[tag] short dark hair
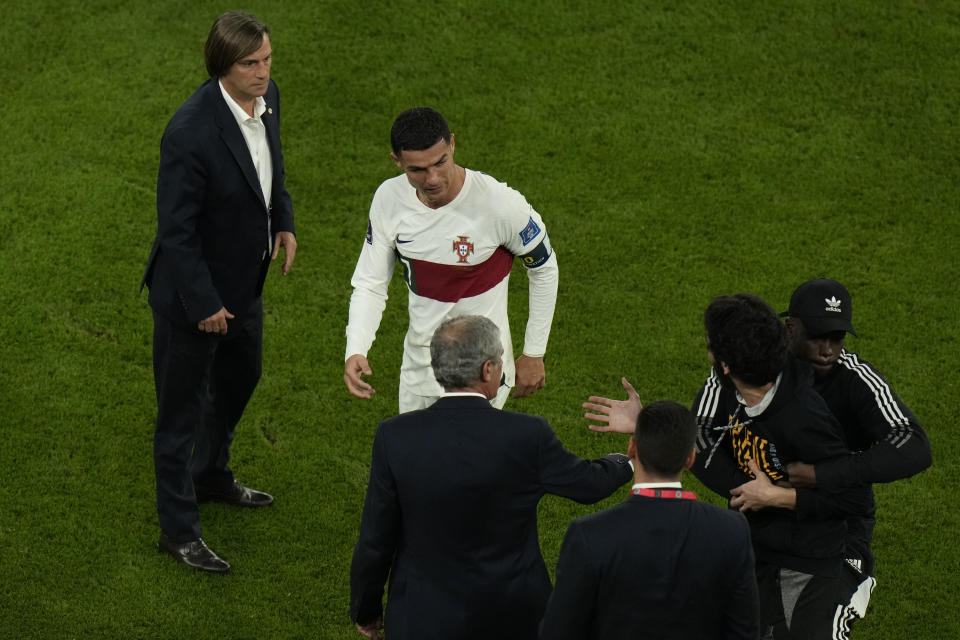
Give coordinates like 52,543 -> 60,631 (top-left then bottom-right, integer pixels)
204,11 -> 270,78
430,316 -> 502,390
704,293 -> 787,387
390,107 -> 451,156
634,401 -> 696,476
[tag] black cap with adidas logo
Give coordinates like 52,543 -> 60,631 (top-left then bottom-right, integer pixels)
780,278 -> 858,337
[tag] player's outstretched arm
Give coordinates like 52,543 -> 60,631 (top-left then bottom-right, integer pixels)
583,377 -> 642,434
513,354 -> 545,398
344,354 -> 375,399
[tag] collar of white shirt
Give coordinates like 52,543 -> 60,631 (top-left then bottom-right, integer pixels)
218,79 -> 267,124
738,371 -> 783,418
631,482 -> 682,490
441,392 -> 489,400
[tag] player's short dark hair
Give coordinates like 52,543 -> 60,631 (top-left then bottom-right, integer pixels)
390,107 -> 451,156
704,293 -> 787,387
430,315 -> 502,390
204,11 -> 270,78
634,401 -> 697,476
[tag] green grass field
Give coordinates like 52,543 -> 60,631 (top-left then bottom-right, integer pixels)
2,1 -> 958,637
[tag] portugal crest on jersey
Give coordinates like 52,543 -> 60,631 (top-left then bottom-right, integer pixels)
453,235 -> 474,263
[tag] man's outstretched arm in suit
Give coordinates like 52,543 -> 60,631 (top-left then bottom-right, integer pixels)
536,419 -> 633,503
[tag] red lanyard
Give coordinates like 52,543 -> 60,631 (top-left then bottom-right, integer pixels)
630,487 -> 697,501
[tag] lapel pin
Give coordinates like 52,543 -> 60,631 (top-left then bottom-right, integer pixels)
267,108 -> 273,114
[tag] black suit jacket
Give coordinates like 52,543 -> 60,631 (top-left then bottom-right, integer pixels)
142,77 -> 295,325
350,396 -> 633,640
539,493 -> 760,640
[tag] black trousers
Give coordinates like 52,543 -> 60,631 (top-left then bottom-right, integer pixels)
757,561 -> 843,640
152,299 -> 263,542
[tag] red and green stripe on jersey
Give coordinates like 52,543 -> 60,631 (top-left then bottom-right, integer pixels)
396,246 -> 514,302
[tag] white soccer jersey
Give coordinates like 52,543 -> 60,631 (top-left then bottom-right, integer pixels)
346,169 -> 558,399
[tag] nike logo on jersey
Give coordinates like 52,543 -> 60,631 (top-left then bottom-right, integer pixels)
396,237 -> 414,244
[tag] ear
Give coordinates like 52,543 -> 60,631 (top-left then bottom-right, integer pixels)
390,152 -> 402,169
682,448 -> 696,470
448,133 -> 455,152
720,361 -> 731,375
627,437 -> 637,461
481,359 -> 497,383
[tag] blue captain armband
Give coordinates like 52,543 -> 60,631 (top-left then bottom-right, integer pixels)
518,235 -> 552,268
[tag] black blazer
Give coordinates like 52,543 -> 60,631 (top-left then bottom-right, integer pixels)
350,396 -> 633,640
142,77 -> 295,325
539,494 -> 760,640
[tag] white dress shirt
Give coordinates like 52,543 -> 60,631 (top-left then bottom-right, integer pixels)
219,80 -> 273,248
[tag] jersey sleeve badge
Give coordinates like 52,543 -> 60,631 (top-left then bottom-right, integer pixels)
518,217 -> 542,246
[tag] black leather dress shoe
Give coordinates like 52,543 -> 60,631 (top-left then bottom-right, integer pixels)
196,481 -> 274,508
158,535 -> 231,574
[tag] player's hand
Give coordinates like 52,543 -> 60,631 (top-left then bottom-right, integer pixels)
512,354 -> 545,398
272,231 -> 297,275
730,459 -> 796,511
583,377 -> 642,434
344,354 -> 375,399
786,461 -> 817,488
198,307 -> 234,335
355,617 -> 383,639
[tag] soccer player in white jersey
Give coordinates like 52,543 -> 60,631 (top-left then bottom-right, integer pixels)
344,107 -> 559,412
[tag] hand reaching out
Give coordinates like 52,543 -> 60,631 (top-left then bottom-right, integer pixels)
583,377 -> 642,434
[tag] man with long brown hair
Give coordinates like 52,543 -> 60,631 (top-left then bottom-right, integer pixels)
142,10 -> 297,573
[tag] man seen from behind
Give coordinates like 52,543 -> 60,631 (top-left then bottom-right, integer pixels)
540,400 -> 759,640
349,315 -> 632,640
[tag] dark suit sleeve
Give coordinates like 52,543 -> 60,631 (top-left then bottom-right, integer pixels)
349,425 -> 400,625
155,123 -> 222,322
538,521 -> 595,640
721,514 -> 761,640
536,420 -> 632,503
